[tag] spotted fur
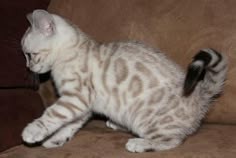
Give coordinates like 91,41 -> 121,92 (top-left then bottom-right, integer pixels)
21,10 -> 228,152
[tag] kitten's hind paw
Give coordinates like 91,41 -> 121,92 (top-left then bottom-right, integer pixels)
126,138 -> 154,153
126,137 -> 183,152
106,120 -> 119,130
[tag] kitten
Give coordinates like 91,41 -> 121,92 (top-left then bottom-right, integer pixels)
21,10 -> 228,152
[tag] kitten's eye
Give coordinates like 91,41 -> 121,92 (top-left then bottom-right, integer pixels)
25,53 -> 31,60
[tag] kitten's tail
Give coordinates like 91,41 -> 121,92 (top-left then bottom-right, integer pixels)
183,48 -> 228,98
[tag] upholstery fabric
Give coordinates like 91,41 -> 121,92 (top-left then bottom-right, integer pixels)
0,89 -> 44,152
1,120 -> 236,158
0,0 -> 50,152
48,0 -> 236,124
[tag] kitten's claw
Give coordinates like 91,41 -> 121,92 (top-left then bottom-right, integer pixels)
43,137 -> 70,148
42,127 -> 75,148
22,120 -> 48,144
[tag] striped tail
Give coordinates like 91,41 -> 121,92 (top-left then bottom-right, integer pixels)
183,48 -> 228,97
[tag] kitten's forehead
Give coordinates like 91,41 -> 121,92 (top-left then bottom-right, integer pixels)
22,27 -> 47,54
21,27 -> 30,51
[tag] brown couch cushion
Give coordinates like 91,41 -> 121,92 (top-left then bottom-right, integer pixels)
1,120 -> 236,158
0,89 -> 44,152
48,0 -> 236,124
0,0 -> 50,152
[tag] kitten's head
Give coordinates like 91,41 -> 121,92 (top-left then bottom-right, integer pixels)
21,10 -> 76,74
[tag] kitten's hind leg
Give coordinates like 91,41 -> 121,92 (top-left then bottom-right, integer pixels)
106,120 -> 128,132
43,113 -> 91,148
125,137 -> 182,153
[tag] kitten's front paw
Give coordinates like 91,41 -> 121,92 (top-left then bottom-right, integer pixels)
22,120 -> 48,144
42,129 -> 72,148
43,137 -> 69,148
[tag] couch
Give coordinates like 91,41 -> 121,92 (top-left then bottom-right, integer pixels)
1,0 -> 236,157
0,0 -> 50,152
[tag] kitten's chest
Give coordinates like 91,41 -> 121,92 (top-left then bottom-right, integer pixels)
51,64 -> 84,93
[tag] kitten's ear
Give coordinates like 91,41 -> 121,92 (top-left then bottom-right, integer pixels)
31,10 -> 55,36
